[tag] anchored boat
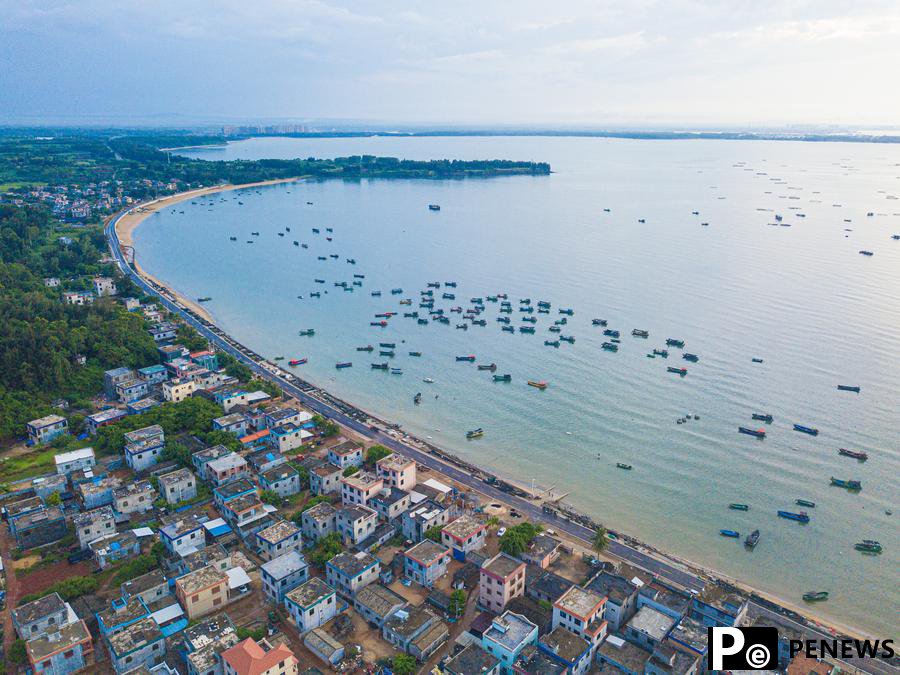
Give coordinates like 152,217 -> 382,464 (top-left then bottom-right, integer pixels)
456,355 -> 476,362
335,362 -> 352,369
795,499 -> 816,508
837,385 -> 861,393
616,463 -> 633,470
744,530 -> 760,548
778,510 -> 810,523
838,448 -> 868,460
752,413 -> 773,423
466,428 -> 484,439
729,504 -> 750,511
720,529 -> 740,538
793,424 -> 819,435
854,540 -> 882,554
527,380 -> 548,390
802,591 -> 829,602
830,477 -> 862,490
288,358 -> 307,366
493,374 -> 512,382
739,427 -> 766,438
298,329 -> 316,336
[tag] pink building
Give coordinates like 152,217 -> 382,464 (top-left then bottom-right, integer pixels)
479,553 -> 526,614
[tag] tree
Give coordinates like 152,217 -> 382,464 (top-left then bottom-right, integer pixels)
392,654 -> 417,675
342,465 -> 359,477
312,413 -> 338,437
45,490 -> 62,506
425,525 -> 443,543
449,589 -> 467,618
592,525 -> 609,554
8,639 -> 26,664
499,522 -> 542,557
260,489 -> 281,507
309,532 -> 343,568
365,444 -> 391,466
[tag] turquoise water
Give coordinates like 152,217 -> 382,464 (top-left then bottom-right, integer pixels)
139,136 -> 899,636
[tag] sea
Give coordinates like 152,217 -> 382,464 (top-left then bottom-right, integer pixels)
134,135 -> 900,636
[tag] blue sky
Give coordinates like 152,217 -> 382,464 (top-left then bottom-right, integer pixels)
2,0 -> 899,126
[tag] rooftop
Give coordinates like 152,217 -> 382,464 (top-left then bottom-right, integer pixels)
303,501 -> 337,521
328,550 -> 378,577
442,515 -> 486,542
555,585 -> 605,620
411,618 -> 448,652
54,446 -> 95,464
25,619 -> 91,662
224,492 -> 262,514
15,505 -> 64,529
696,584 -> 747,614
514,644 -> 567,674
13,592 -> 66,626
188,631 -> 241,673
260,550 -> 307,581
337,504 -> 377,522
97,595 -> 148,630
78,477 -> 120,497
207,452 -> 248,473
404,500 -> 445,524
540,625 -> 590,663
384,604 -> 435,639
107,616 -> 162,657
483,611 -> 537,651
525,566 -> 572,602
628,606 -> 676,642
122,569 -> 168,597
305,627 -> 343,658
256,519 -> 301,545
481,552 -> 524,580
193,444 -> 230,463
123,425 -> 164,445
260,464 -> 298,483
182,613 -> 236,651
668,616 -> 708,653
341,470 -> 382,491
215,478 -> 255,499
28,414 -> 66,428
444,643 -> 500,675
158,467 -> 193,487
160,513 -> 206,539
329,439 -> 362,456
354,583 -> 406,619
524,533 -> 560,559
286,577 -> 334,608
598,634 -> 653,672
312,461 -> 342,478
371,487 -> 410,507
114,479 -> 155,499
405,539 -> 450,567
222,637 -> 297,675
376,453 -> 414,472
177,564 -> 228,595
214,412 -> 246,426
585,571 -> 637,604
7,496 -> 45,518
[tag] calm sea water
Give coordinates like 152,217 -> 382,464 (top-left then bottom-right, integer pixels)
140,136 -> 899,636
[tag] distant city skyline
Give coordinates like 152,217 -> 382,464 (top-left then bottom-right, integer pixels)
2,0 -> 899,127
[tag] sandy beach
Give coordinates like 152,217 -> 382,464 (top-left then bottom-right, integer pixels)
113,177 -> 305,322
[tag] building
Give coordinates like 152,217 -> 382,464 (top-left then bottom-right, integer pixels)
270,424 -> 312,453
160,513 -> 208,556
213,478 -> 256,509
124,425 -> 165,472
221,637 -> 298,675
74,505 -> 116,549
401,500 -> 449,542
369,487 -> 411,522
190,350 -> 219,371
552,585 -> 608,647
596,634 -> 653,675
148,322 -> 177,343
116,378 -> 150,404
690,585 -> 748,628
444,643 -> 501,675
12,593 -> 69,640
122,569 -> 172,607
27,414 -> 69,445
441,515 -> 488,561
479,553 -> 526,614
29,473 -> 67,501
259,464 -> 301,498
404,540 -> 451,587
175,565 -> 231,620
335,504 -> 378,546
624,606 -> 676,651
158,468 -> 197,504
263,407 -> 309,429
261,551 -> 309,603
481,611 -> 539,672
309,462 -> 342,496
114,480 -> 156,518
786,653 -> 838,675
85,408 -> 128,434
645,642 -> 701,675
77,476 -> 119,509
326,440 -> 363,469
525,566 -> 572,605
104,367 -> 135,397
340,470 -> 383,506
54,446 -> 95,475
13,505 -> 67,549
247,448 -> 286,474
93,276 -> 117,296
213,412 -> 248,436
325,551 -> 380,597
192,444 -> 230,476
382,605 -> 448,661
539,625 -> 593,675
106,616 -> 165,673
284,577 -> 338,633
220,493 -> 266,529
26,619 -> 94,675
353,583 -> 406,627
63,290 -> 94,305
304,628 -> 345,667
213,387 -> 250,412
585,570 -> 640,631
300,501 -> 337,542
256,520 -> 303,561
91,531 -> 141,568
137,364 -> 168,385
375,453 -> 417,490
183,614 -> 240,675
206,452 -> 250,487
163,377 -> 196,403
521,533 -> 561,569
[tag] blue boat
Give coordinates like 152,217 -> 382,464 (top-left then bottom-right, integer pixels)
793,424 -> 819,436
335,362 -> 352,369
720,529 -> 740,538
778,510 -> 810,523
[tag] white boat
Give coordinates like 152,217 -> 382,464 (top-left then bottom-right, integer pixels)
423,377 -> 435,383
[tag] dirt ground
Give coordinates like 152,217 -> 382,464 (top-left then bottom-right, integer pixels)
15,559 -> 96,597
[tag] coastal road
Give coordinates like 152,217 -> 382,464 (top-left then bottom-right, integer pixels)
105,209 -> 896,675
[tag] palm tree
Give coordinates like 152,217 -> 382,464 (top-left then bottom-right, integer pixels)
592,526 -> 609,554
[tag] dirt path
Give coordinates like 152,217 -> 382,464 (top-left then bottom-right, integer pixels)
0,523 -> 21,659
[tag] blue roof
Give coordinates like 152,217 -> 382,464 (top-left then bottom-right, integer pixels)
110,541 -> 121,551
208,523 -> 232,537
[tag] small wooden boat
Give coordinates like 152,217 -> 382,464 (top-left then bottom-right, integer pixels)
616,463 -> 632,470
802,591 -> 829,602
720,529 -> 740,538
729,504 -> 750,511
527,380 -> 548,390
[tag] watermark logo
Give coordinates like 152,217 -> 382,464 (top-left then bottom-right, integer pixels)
708,627 -> 779,670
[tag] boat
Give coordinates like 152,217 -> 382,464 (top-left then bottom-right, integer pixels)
493,374 -> 512,382
446,282 -> 457,287
752,357 -> 764,363
293,241 -> 299,246
560,335 -> 575,344
428,204 -> 441,211
548,326 -> 561,333
638,218 -> 646,223
456,355 -> 476,362
559,308 -> 574,316
666,338 -> 685,348
838,448 -> 868,461
442,293 -> 456,300
521,316 -> 537,323
537,301 -> 551,308
682,353 -> 699,362
501,326 -> 515,333
744,530 -> 760,548
544,340 -> 560,347
423,377 -> 434,383
554,318 -> 567,325
335,362 -> 352,369
456,324 -> 468,330
314,279 -> 325,284
371,291 -> 381,297
312,228 -> 319,233
830,477 -> 862,490
528,380 -> 548,390
404,312 -> 419,318
795,499 -> 816,508
302,243 -> 308,249
802,592 -> 829,602
414,393 -> 422,404
466,428 -> 484,439
537,308 -> 549,314
519,326 -> 536,334
391,368 -> 403,375
519,298 -> 531,304
370,321 -> 388,327
602,342 -> 619,352
837,385 -> 861,393
729,504 -> 750,511
310,292 -> 320,298
391,288 -> 403,294
379,350 -> 395,357
477,363 -> 497,371
496,317 -> 510,324
346,258 -> 356,264
738,427 -> 766,438
667,367 -> 688,376
632,329 -> 649,338
409,351 -> 422,357
380,342 -> 396,348
427,282 -> 440,288
854,540 -> 882,554
603,329 -> 620,338
356,345 -> 374,352
652,349 -> 668,358
752,413 -> 773,423
298,329 -> 315,336
778,510 -> 810,523
592,319 -> 608,326
288,358 -> 307,366
229,236 -> 237,241
793,424 -> 819,436
371,363 -> 388,370
251,231 -> 259,236
720,529 -> 740,538
616,463 -> 633,470
197,297 -> 212,302
859,250 -> 874,256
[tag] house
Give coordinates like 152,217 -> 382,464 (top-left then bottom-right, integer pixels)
77,476 -> 119,509
189,350 -> 219,371
221,637 -> 299,675
74,505 -> 116,549
401,499 -> 449,542
261,551 -> 309,603
12,593 -> 69,640
382,605 -> 448,661
444,643 -> 501,675
13,506 -> 67,549
124,425 -> 165,472
513,644 -> 567,674
91,531 -> 141,568
27,414 -> 69,445
369,487 -> 411,522
521,533 -> 561,569
596,634 -> 652,675
148,322 -> 177,343
247,448 -> 286,474
44,277 -> 61,287
506,594 -> 554,637
104,367 -> 135,397
121,569 -> 172,607
234,512 -> 277,542
239,428 -> 270,449
93,276 -> 117,296
163,377 -> 196,403
376,453 -> 417,490
441,515 -> 488,561
304,628 -> 345,667
183,614 -> 240,675
326,440 -> 364,469
192,444 -> 231,476
7,495 -> 46,535
585,570 -> 640,631
786,653 -> 839,675
481,611 -> 539,672
137,364 -> 168,385
220,493 -> 266,528
116,378 -> 150,404
340,471 -> 383,506
256,520 -> 303,561
269,423 -> 312,453
539,625 -> 593,675
667,616 -> 708,660
205,452 -> 249,487
404,540 -> 451,587
29,474 -> 67,501
325,551 -> 380,597
689,585 -> 748,628
637,581 -> 693,622
127,397 -> 161,415
160,513 -> 208,556
213,413 -> 248,436
284,577 -> 338,633
335,504 -> 378,546
213,387 -> 250,412
214,478 -> 256,509
175,565 -> 231,620
309,462 -> 342,496
624,606 -> 675,651
54,446 -> 95,475
106,616 -> 165,673
553,585 -> 608,648
263,407 -> 310,430
113,480 -> 156,518
158,343 -> 189,363
525,566 -> 572,605
479,553 -> 526,614
158,468 -> 197,504
646,642 -> 701,675
26,619 -> 94,675
85,408 -> 128,434
300,501 -> 338,542
259,464 -> 301,498
352,583 -> 406,627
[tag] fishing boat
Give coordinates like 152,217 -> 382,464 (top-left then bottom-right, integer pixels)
559,308 -> 574,316
632,329 -> 649,338
519,305 -> 534,313
521,316 -> 537,323
427,282 -> 440,288
729,503 -> 750,511
371,363 -> 388,370
466,428 -> 484,439
592,319 -> 608,326
752,357 -> 764,363
413,393 -> 422,404
795,499 -> 816,508
638,218 -> 646,223
391,368 -> 403,375
314,279 -> 325,284
720,529 -> 740,538
652,349 -> 668,358
312,228 -> 320,233
544,340 -> 560,347
404,312 -> 418,318
496,316 -> 510,324
347,258 -> 356,264
288,358 -> 307,366
666,338 -> 685,348
446,282 -> 457,287
548,326 -> 561,333
778,510 -> 810,523
501,326 -> 515,333
555,318 -> 568,325
493,374 -> 512,382
519,326 -> 536,334
752,413 -> 773,423
197,297 -> 212,302
837,385 -> 861,393
356,345 -> 374,352
391,288 -> 403,294
409,351 -> 422,357
603,329 -> 620,338
477,363 -> 497,371
442,293 -> 455,300
738,427 -> 766,438
428,204 -> 441,211
370,321 -> 388,327
667,367 -> 688,376
379,342 -> 396,348
379,350 -> 395,357
744,530 -> 760,548
423,377 -> 435,383
310,292 -> 320,298
616,463 -> 633,470
560,335 -> 575,344
838,448 -> 868,461
859,250 -> 874,256
298,329 -> 316,336
528,380 -> 548,390
456,355 -> 476,362
830,477 -> 862,490
793,424 -> 819,436
335,362 -> 352,369
537,300 -> 551,308
456,323 -> 468,330
251,231 -> 259,236
802,591 -> 829,602
537,308 -> 549,314
229,236 -> 237,241
683,353 -> 699,362
854,540 -> 882,554
602,342 -> 619,352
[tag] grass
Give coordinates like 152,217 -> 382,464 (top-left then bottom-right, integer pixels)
0,181 -> 46,192
0,446 -> 58,483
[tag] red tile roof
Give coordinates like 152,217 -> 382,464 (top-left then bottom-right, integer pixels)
221,638 -> 297,675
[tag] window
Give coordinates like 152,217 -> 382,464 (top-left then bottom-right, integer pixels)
213,597 -> 222,606
64,650 -> 74,659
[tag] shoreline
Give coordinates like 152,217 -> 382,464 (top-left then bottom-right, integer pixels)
109,183 -> 880,645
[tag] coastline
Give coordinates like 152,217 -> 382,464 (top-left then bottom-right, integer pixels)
109,183 -> 880,645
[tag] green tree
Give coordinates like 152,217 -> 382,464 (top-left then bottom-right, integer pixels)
365,444 -> 391,466
592,525 -> 609,554
449,589 -> 467,618
392,654 -> 417,675
260,489 -> 281,507
499,522 -> 542,557
45,490 -> 62,506
424,525 -> 443,543
8,640 -> 26,664
309,532 -> 343,568
342,465 -> 359,477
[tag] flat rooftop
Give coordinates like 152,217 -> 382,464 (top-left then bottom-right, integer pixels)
158,467 -> 193,487
354,583 -> 405,619
260,550 -> 307,580
177,565 -> 228,595
286,577 -> 334,608
628,606 -> 676,642
385,605 -> 435,639
97,595 -> 148,629
481,552 -> 524,580
540,625 -> 590,663
483,611 -> 537,651
442,515 -> 486,542
108,616 -> 161,656
445,643 -> 500,675
376,453 -> 414,472
215,478 -> 255,499
312,462 -> 342,477
303,501 -> 337,521
555,585 -> 604,620
341,470 -> 381,490
329,439 -> 362,456
13,592 -> 66,626
26,619 -> 91,662
405,539 -> 449,567
328,550 -> 378,577
599,634 -> 653,672
257,519 -> 301,545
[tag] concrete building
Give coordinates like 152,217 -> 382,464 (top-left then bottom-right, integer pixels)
689,585 -> 748,628
401,499 -> 449,542
404,540 -> 451,587
637,581 -> 693,622
160,513 -> 208,556
376,453 -> 417,490
340,471 -> 383,506
27,414 -> 69,445
309,462 -> 342,496
325,551 -> 380,597
124,425 -> 165,473
441,515 -> 488,561
12,593 -> 69,640
163,377 -> 196,403
183,614 -> 240,675
247,448 -> 286,474
54,446 -> 95,475
85,408 -> 128,434
93,276 -> 117,296
90,531 -> 141,569
158,468 -> 197,504
585,570 -> 640,631
192,444 -> 230,476
352,583 -> 406,627
104,367 -> 135,397
121,569 -> 172,607
77,476 -> 119,509
220,493 -> 266,528
335,504 -> 378,546
596,634 -> 652,675
552,585 -> 608,647
137,364 -> 168,385
205,452 -> 249,487
300,501 -> 338,542
106,616 -> 165,673
175,565 -> 231,620
382,605 -> 448,661
326,440 -> 363,469
539,625 -> 593,675
521,533 -> 561,569
113,480 -> 156,518
481,611 -> 538,672
74,505 -> 116,549
479,553 -> 526,614
116,378 -> 150,404
213,478 -> 256,509
261,550 -> 309,603
259,464 -> 301,498
256,520 -> 303,561
369,487 -> 411,522
304,628 -> 345,667
13,505 -> 67,549
444,643 -> 501,675
26,619 -> 93,675
221,637 -> 298,675
270,424 -> 312,453
212,412 -> 248,436
284,577 -> 338,633
624,606 -> 676,651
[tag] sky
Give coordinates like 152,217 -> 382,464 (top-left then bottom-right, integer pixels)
2,0 -> 900,128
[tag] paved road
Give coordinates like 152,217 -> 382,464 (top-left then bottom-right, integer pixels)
106,209 -> 896,675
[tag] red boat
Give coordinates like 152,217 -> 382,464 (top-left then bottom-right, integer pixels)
371,320 -> 388,327
838,448 -> 868,461
288,358 -> 307,366
375,312 -> 396,318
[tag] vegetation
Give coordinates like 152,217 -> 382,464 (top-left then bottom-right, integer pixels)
342,465 -> 359,477
112,553 -> 158,585
8,639 -> 26,664
365,444 -> 391,466
18,575 -> 99,605
218,351 -> 253,382
424,525 -> 443,543
592,525 -> 609,554
259,489 -> 281,506
499,521 -> 542,557
236,625 -> 267,641
391,654 -> 417,675
308,532 -> 343,567
449,589 -> 467,618
312,413 -> 338,437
